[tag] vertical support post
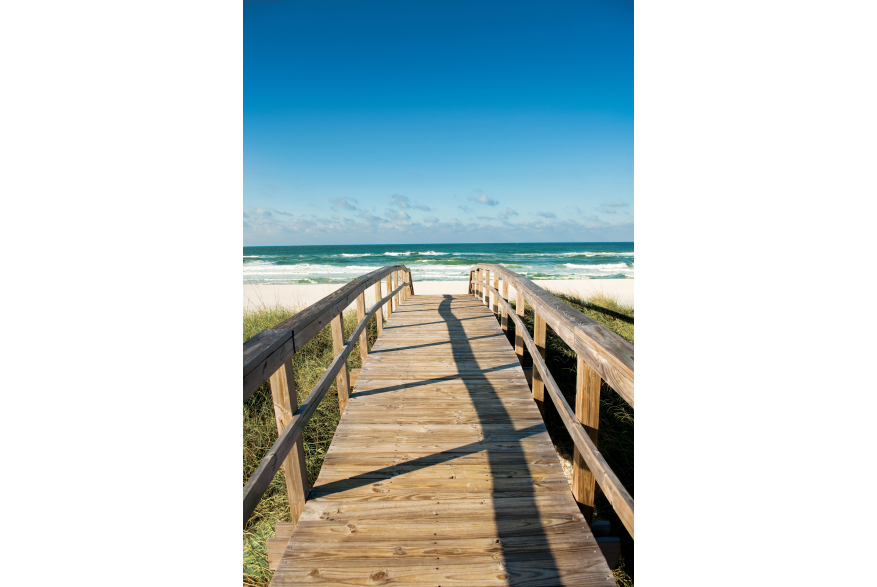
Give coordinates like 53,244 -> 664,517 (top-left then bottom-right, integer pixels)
493,272 -> 499,315
501,278 -> 509,341
476,268 -> 482,298
330,314 -> 350,410
268,360 -> 309,523
407,270 -> 414,295
483,269 -> 490,305
385,275 -> 392,320
393,271 -> 400,309
532,312 -> 547,414
373,281 -> 383,338
469,270 -> 474,295
514,289 -> 525,365
572,356 -> 602,522
356,292 -> 368,365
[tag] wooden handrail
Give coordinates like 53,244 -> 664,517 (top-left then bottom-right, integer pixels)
243,265 -> 412,401
243,268 -> 411,527
481,280 -> 634,537
471,263 -> 634,408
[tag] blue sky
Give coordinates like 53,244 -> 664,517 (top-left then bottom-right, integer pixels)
244,0 -> 633,245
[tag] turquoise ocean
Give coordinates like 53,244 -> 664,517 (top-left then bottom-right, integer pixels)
243,243 -> 633,285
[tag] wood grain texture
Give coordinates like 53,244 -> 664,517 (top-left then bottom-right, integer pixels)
572,357 -> 601,521
374,282 -> 384,337
471,264 -> 633,408
484,269 -> 490,306
269,294 -> 615,586
356,293 -> 369,364
501,279 -> 509,339
532,313 -> 546,405
484,285 -> 634,539
269,360 -> 310,526
331,314 -> 351,411
514,288 -> 525,366
386,275 -> 393,319
244,284 -> 406,526
244,265 -> 411,400
493,272 -> 499,315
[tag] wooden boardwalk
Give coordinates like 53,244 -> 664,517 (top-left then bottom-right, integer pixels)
270,294 -> 615,586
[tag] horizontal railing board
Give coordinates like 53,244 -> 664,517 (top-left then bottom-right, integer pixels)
491,288 -> 634,538
474,264 -> 634,408
243,328 -> 291,376
243,282 -> 408,526
242,264 -> 410,401
243,331 -> 295,402
277,265 -> 410,352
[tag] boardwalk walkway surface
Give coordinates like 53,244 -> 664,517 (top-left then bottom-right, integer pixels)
270,294 -> 615,586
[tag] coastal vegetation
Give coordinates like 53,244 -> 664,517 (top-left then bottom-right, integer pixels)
242,290 -> 634,587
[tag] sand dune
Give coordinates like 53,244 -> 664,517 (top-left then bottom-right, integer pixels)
243,279 -> 633,313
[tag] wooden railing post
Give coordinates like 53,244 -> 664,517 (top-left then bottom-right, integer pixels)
532,311 -> 547,414
373,281 -> 383,337
493,271 -> 499,315
572,356 -> 602,523
356,292 -> 368,364
501,278 -> 509,341
268,360 -> 309,523
330,314 -> 351,410
468,270 -> 474,294
475,268 -> 481,298
483,269 -> 490,305
392,271 -> 399,310
385,274 -> 392,319
514,289 -> 525,365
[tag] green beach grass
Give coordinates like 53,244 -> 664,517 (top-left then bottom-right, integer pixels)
242,290 -> 634,587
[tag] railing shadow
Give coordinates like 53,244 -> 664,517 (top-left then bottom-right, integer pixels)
435,294 -> 561,577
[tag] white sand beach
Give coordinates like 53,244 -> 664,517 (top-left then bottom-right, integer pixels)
243,279 -> 633,313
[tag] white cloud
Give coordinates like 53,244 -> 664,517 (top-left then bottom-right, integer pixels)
468,194 -> 498,206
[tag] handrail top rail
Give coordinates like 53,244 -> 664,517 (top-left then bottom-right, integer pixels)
471,263 -> 633,407
272,264 -> 411,335
243,264 -> 411,401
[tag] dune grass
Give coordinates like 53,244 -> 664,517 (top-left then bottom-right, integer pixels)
243,303 -> 378,587
507,290 -> 634,586
242,291 -> 633,587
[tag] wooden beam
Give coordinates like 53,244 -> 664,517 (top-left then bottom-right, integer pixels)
532,312 -> 547,411
373,282 -> 383,338
243,329 -> 293,402
514,288 -> 525,366
330,314 -> 350,411
473,264 -> 633,408
493,271 -> 499,315
572,356 -> 602,522
355,293 -> 368,365
268,360 -> 309,525
501,278 -> 510,341
483,269 -> 490,305
385,274 -> 392,319
392,271 -> 399,311
243,283 -> 405,526
495,291 -> 634,538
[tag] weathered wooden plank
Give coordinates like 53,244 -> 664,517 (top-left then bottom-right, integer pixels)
572,356 -> 601,521
374,282 -> 384,337
532,312 -> 546,410
474,265 -> 633,408
499,294 -> 634,538
269,294 -> 614,585
356,293 -> 368,364
331,314 -> 351,411
268,360 -> 309,526
243,329 -> 293,401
